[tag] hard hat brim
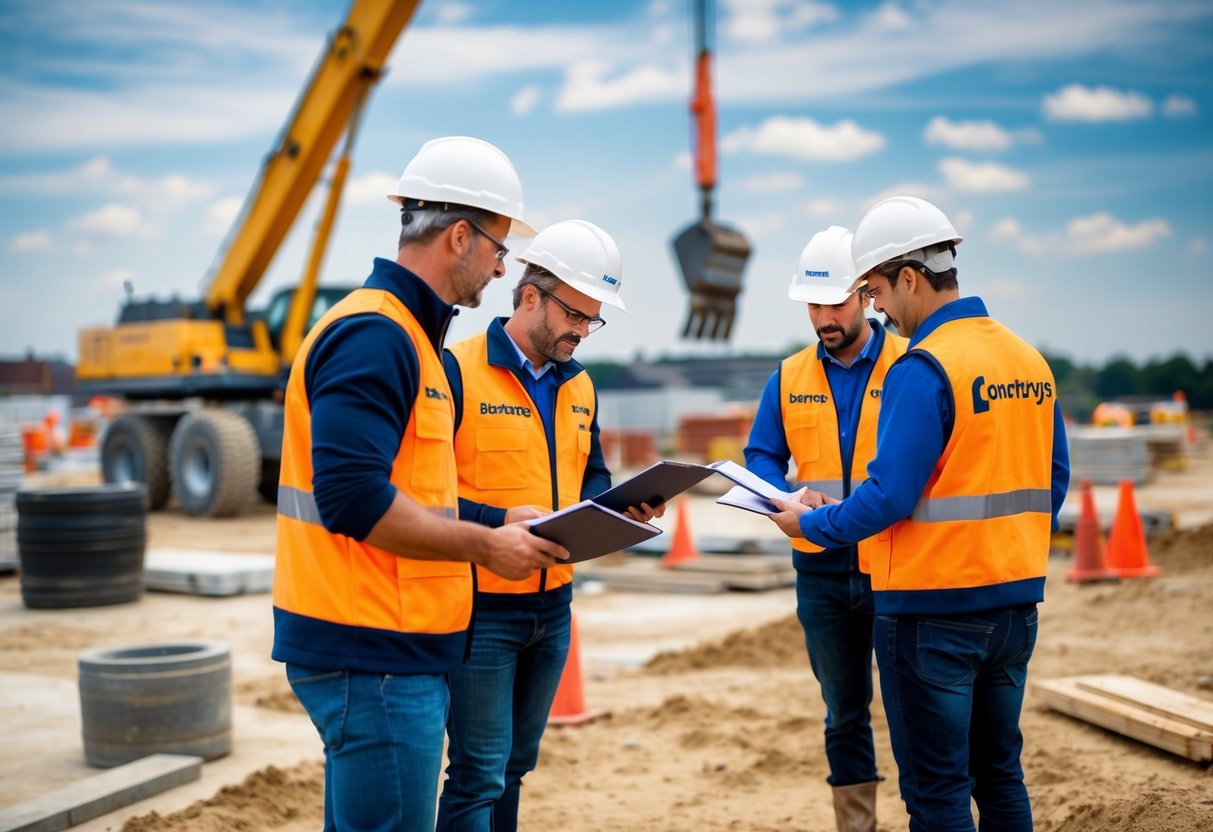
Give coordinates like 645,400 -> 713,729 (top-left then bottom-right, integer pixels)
787,283 -> 854,305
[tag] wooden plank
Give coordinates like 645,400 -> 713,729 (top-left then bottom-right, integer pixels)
1033,677 -> 1213,763
1076,674 -> 1213,733
0,754 -> 203,832
671,554 -> 793,575
576,565 -> 727,594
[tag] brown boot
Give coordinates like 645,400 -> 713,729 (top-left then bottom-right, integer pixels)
831,781 -> 877,832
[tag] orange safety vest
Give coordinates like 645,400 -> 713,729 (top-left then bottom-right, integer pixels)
273,287 -> 470,673
447,329 -> 596,596
779,329 -> 907,571
869,316 -> 1055,606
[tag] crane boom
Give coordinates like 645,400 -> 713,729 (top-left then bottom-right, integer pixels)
206,0 -> 420,324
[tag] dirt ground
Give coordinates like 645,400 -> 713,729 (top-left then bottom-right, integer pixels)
2,455 -> 1212,831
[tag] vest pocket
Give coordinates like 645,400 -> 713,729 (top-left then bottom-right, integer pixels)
786,410 -> 821,463
410,404 -> 454,494
474,427 -> 529,490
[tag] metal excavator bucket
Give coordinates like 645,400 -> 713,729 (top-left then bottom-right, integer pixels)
672,217 -> 751,340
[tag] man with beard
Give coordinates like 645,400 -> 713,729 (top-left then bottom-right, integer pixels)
273,137 -> 569,832
742,226 -> 906,832
770,197 -> 1069,832
439,219 -> 662,832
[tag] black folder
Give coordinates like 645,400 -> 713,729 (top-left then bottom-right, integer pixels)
527,500 -> 660,563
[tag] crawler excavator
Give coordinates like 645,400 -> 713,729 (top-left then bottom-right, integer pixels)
76,0 -> 422,517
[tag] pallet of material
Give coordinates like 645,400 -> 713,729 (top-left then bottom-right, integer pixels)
1033,674 -> 1213,762
577,553 -> 794,594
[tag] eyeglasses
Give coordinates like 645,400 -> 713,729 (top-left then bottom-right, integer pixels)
534,287 -> 606,333
463,217 -> 509,262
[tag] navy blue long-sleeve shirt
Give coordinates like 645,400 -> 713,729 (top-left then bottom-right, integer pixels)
799,298 -> 1070,604
306,257 -> 456,540
745,320 -> 889,574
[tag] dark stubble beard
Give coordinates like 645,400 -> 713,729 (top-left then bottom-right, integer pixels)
450,248 -> 493,308
816,312 -> 865,353
528,310 -> 580,363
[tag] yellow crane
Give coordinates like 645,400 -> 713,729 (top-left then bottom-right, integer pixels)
77,0 -> 422,517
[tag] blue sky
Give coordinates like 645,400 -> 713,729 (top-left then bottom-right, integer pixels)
2,0 -> 1212,370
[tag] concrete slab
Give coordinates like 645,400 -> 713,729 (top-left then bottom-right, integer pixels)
143,549 -> 275,596
0,754 -> 202,832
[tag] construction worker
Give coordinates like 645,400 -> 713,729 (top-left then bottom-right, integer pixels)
272,136 -> 569,832
438,219 -> 662,832
770,196 -> 1070,832
743,226 -> 905,832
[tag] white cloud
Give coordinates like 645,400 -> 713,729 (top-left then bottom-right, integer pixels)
68,204 -> 143,238
555,61 -> 685,112
1043,84 -> 1153,122
1185,237 -> 1207,256
205,197 -> 244,238
989,217 -> 1024,241
923,116 -> 1018,152
512,85 -> 542,117
739,172 -> 804,193
735,211 -> 787,238
721,0 -> 840,44
344,172 -> 399,208
870,1 -> 913,30
434,2 -> 474,24
986,216 -> 1054,255
722,116 -> 885,162
938,158 -> 1029,193
8,229 -> 53,254
802,197 -> 843,218
1162,94 -> 1198,118
1064,212 -> 1172,254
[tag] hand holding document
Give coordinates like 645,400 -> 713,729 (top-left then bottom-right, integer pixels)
707,460 -> 796,516
527,500 -> 660,562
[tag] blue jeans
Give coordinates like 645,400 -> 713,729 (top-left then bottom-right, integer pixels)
436,601 -> 571,832
795,570 -> 878,787
286,664 -> 449,832
875,605 -> 1039,832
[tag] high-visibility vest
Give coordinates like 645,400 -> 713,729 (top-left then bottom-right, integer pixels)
779,329 -> 906,571
869,315 -> 1055,610
273,287 -> 469,674
447,330 -> 596,595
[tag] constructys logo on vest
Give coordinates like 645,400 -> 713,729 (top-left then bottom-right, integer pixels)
480,402 -> 533,417
788,393 -> 829,404
971,375 -> 1054,414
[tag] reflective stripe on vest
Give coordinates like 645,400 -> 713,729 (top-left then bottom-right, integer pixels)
278,485 -> 457,524
273,287 -> 469,672
867,315 -> 1055,596
448,330 -> 595,595
780,330 -> 906,567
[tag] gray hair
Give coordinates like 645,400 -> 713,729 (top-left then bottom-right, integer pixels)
512,264 -> 562,310
397,203 -> 498,250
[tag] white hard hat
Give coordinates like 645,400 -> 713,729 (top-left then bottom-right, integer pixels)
788,226 -> 859,305
516,219 -> 626,311
851,195 -> 963,277
388,136 -> 536,237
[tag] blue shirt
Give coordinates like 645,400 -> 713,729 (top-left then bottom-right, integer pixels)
443,317 -> 612,528
305,257 -> 457,541
799,297 -> 1070,561
745,320 -> 888,574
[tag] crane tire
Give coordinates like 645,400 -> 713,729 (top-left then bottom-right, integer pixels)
169,411 -> 260,518
100,414 -> 174,510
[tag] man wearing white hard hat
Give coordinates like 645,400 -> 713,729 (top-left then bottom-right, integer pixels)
273,137 -> 568,832
742,225 -> 906,831
769,197 -> 1070,831
439,219 -> 662,832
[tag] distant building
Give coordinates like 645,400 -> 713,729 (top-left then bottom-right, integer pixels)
0,353 -> 76,397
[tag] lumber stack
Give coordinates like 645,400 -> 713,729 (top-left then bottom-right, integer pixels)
576,553 -> 795,594
1033,674 -> 1213,762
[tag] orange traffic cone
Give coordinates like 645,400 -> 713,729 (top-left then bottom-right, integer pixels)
660,497 -> 700,568
1066,480 -> 1118,583
548,614 -> 604,726
1105,479 -> 1160,578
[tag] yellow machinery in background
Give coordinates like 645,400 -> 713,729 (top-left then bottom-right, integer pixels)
77,0 -> 421,517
